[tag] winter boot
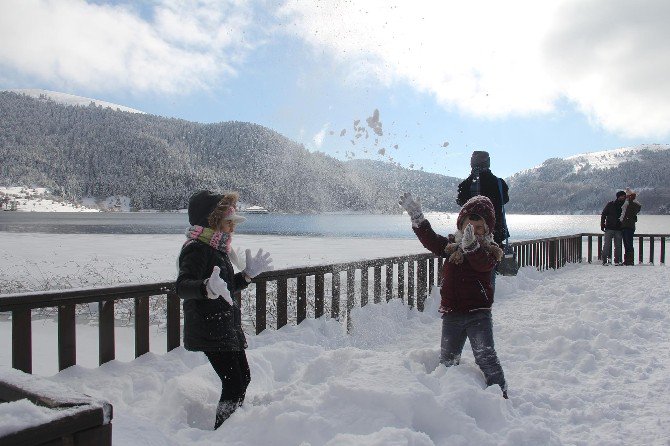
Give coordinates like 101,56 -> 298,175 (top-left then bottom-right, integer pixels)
214,400 -> 238,429
624,252 -> 634,266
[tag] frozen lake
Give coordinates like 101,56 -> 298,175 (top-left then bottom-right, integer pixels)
1,211 -> 669,240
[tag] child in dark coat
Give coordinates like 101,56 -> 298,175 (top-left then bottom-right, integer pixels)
399,192 -> 508,398
177,190 -> 273,428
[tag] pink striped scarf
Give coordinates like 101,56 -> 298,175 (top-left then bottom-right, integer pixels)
185,226 -> 232,253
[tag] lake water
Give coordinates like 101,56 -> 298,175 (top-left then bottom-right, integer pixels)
1,212 -> 668,240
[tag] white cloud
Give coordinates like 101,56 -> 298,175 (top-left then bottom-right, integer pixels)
543,0 -> 670,138
277,0 -> 670,138
277,0 -> 563,118
313,123 -> 329,148
0,0 -> 257,94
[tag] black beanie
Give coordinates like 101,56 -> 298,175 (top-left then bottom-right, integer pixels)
470,151 -> 491,169
188,190 -> 223,227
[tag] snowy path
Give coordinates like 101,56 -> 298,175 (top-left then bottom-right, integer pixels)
15,264 -> 665,445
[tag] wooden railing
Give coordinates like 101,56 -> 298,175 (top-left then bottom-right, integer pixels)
1,234 -> 665,375
582,233 -> 668,265
510,234 -> 583,270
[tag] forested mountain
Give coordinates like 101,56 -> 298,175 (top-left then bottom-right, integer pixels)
2,91 -> 668,214
0,91 -> 460,212
506,145 -> 670,214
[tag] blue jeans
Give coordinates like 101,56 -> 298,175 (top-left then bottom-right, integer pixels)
440,311 -> 506,391
602,229 -> 623,264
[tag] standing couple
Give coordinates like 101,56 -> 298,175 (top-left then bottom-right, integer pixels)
601,189 -> 642,265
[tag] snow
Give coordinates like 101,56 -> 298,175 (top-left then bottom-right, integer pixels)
1,234 -> 670,445
0,366 -> 112,436
565,144 -> 670,173
5,89 -> 144,114
0,187 -> 99,212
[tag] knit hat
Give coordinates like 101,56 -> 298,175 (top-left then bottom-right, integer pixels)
470,151 -> 491,169
457,195 -> 496,232
188,190 -> 223,227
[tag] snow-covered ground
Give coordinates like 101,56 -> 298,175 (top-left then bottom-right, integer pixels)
1,235 -> 670,445
0,187 -> 99,212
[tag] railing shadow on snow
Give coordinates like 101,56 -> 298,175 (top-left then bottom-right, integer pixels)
1,233 -> 667,376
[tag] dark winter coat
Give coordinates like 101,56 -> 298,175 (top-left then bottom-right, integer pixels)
176,240 -> 249,352
600,200 -> 624,230
457,169 -> 509,245
414,220 -> 498,314
620,200 -> 641,230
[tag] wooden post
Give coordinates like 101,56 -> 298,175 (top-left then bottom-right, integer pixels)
639,236 -> 644,265
58,304 -> 76,370
256,280 -> 267,334
314,274 -> 324,319
428,259 -> 435,290
417,258 -> 427,312
331,271 -> 340,320
99,300 -> 115,365
361,267 -> 369,307
346,269 -> 355,332
397,261 -> 405,303
277,278 -> 288,329
134,297 -> 149,359
587,236 -> 593,263
385,263 -> 393,301
549,240 -> 557,269
649,236 -> 655,265
167,290 -> 180,352
373,265 -> 382,304
297,276 -> 307,325
407,260 -> 415,309
12,309 -> 31,374
661,237 -> 666,264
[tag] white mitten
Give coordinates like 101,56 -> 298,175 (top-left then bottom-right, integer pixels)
205,266 -> 233,305
243,248 -> 274,279
398,192 -> 425,227
460,223 -> 479,252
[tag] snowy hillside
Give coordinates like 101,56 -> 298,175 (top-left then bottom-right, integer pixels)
565,144 -> 670,173
507,144 -> 670,214
5,89 -> 144,114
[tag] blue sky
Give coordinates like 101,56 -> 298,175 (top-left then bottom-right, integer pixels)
1,0 -> 668,178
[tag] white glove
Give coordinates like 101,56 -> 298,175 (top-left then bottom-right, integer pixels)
228,246 -> 246,271
398,192 -> 425,227
460,223 -> 479,252
243,248 -> 274,278
205,266 -> 233,305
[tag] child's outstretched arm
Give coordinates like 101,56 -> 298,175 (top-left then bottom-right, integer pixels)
399,192 -> 451,256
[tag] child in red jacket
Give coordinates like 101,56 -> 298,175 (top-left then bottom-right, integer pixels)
399,192 -> 508,398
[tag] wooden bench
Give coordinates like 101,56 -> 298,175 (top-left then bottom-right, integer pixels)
0,368 -> 112,446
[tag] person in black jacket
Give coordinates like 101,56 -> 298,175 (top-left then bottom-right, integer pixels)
456,151 -> 509,246
457,151 -> 509,289
177,190 -> 273,429
600,190 -> 626,265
